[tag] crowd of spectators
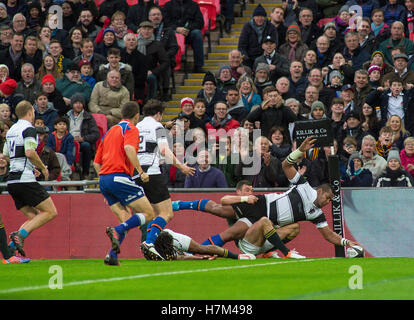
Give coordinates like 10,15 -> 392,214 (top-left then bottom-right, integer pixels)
0,0 -> 414,189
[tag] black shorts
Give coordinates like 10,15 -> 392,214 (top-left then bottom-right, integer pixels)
7,182 -> 50,210
134,174 -> 170,204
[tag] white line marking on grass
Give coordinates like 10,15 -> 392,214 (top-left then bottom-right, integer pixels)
0,258 -> 333,295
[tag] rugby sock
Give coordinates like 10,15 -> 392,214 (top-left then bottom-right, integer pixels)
178,199 -> 210,211
145,216 -> 167,245
18,228 -> 29,239
264,229 -> 290,256
0,225 -> 12,259
115,213 -> 146,235
222,249 -> 238,259
201,234 -> 224,247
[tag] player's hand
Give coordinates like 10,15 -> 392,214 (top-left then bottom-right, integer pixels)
298,136 -> 316,153
200,255 -> 217,260
140,172 -> 149,183
34,168 -> 41,178
247,195 -> 258,204
180,163 -> 195,176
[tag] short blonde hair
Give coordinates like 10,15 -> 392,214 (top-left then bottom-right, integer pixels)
404,136 -> 414,147
15,100 -> 33,119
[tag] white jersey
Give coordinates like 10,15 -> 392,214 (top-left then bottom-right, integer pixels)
163,229 -> 192,253
136,116 -> 168,175
264,173 -> 328,229
3,119 -> 38,184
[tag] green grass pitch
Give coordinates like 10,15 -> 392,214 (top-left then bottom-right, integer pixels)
1,257 -> 414,300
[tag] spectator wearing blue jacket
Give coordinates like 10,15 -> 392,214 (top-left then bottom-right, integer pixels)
381,0 -> 407,25
345,0 -> 380,18
46,116 -> 75,166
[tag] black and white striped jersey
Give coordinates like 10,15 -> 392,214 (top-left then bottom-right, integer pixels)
3,119 -> 38,184
232,173 -> 328,229
136,116 -> 169,175
264,173 -> 328,228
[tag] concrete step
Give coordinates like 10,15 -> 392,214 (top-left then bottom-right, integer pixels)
205,59 -> 228,65
172,93 -> 197,100
219,38 -> 239,45
246,3 -> 282,9
184,78 -> 203,85
176,86 -> 203,94
214,44 -> 238,53
208,52 -> 229,59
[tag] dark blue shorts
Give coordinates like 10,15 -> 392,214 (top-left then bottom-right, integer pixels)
99,173 -> 145,206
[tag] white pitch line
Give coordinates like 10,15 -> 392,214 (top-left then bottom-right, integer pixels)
0,258 -> 333,295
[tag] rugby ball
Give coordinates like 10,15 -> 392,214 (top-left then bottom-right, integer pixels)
346,245 -> 364,258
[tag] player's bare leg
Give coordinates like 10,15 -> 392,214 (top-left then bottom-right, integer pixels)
187,239 -> 255,260
262,223 -> 300,258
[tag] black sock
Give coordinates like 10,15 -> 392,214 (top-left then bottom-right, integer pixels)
223,249 -> 239,259
264,229 -> 290,256
0,225 -> 11,260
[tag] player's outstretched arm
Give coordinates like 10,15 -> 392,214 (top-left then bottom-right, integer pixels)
220,195 -> 258,205
282,136 -> 316,180
318,226 -> 358,247
124,144 -> 148,182
159,142 -> 195,176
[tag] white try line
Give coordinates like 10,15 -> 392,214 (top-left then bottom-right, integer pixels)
0,258 -> 333,295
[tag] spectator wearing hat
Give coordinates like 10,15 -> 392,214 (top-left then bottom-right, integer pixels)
374,148 -> 414,186
340,84 -> 357,115
34,91 -> 59,133
162,0 -> 205,73
216,65 -> 236,95
368,64 -> 382,89
296,8 -> 322,47
41,74 -> 69,116
56,62 -> 93,106
79,59 -> 96,88
66,93 -> 100,179
381,53 -> 414,89
253,35 -> 290,84
137,20 -> 169,100
320,22 -> 344,54
14,63 -> 41,104
279,23 -> 309,64
0,3 -> 10,26
95,47 -> 134,98
196,72 -> 226,118
309,100 -> 327,120
88,70 -> 130,128
342,110 -> 366,146
379,21 -> 414,66
238,4 -> 278,69
341,151 -> 373,187
254,63 -> 273,97
120,32 -> 149,103
327,69 -> 344,97
363,50 -> 393,76
35,126 -> 61,183
94,27 -> 120,58
365,76 -> 414,136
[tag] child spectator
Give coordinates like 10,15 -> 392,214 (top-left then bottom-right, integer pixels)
34,117 -> 45,128
341,151 -> 373,187
35,126 -> 61,182
328,70 -> 343,97
79,59 -> 96,88
309,101 -> 326,120
0,103 -> 11,121
376,126 -> 394,160
400,136 -> 414,178
34,92 -> 58,133
368,65 -> 382,89
46,116 -> 75,168
0,64 -> 9,84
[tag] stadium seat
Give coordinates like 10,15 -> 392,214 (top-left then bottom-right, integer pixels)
157,0 -> 170,7
317,17 -> 334,29
94,0 -> 104,8
127,0 -> 138,5
92,113 -> 108,149
197,0 -> 219,31
74,140 -> 80,164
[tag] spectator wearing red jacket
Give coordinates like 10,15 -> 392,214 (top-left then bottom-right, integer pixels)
205,101 -> 240,142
